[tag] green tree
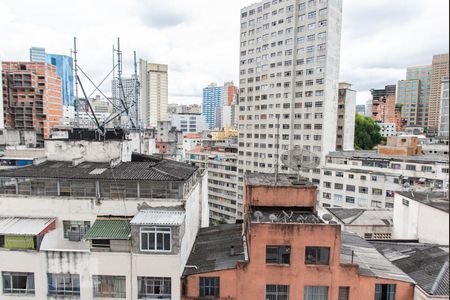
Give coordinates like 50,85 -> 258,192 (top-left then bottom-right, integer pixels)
354,114 -> 383,150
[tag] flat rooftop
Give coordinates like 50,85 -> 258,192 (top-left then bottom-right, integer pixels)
245,173 -> 315,188
251,207 -> 323,224
328,150 -> 449,164
183,224 -> 246,276
397,192 -> 449,213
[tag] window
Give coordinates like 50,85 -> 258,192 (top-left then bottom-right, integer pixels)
2,272 -> 35,295
93,275 -> 126,298
304,286 -> 328,300
339,287 -> 350,300
406,164 -> 416,171
359,187 -> 369,194
200,277 -> 220,298
346,185 -> 355,192
375,284 -> 396,300
305,247 -> 330,265
48,273 -> 80,296
266,285 -> 289,300
346,196 -> 355,204
421,165 -> 433,172
335,183 -> 344,190
138,277 -> 171,299
372,188 -> 383,196
266,246 -> 291,264
63,220 -> 90,241
140,227 -> 171,252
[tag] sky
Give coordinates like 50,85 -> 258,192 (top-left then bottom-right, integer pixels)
0,0 -> 448,105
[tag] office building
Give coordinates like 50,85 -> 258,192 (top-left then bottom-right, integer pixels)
0,130 -> 208,300
429,54 -> 449,130
356,104 -> 366,116
170,113 -> 208,134
203,83 -> 223,129
336,82 -> 356,151
182,173 -> 415,299
2,62 -> 63,146
237,0 -> 343,210
438,78 -> 449,137
139,61 -> 168,128
29,47 -> 46,63
112,76 -> 139,127
397,65 -> 432,127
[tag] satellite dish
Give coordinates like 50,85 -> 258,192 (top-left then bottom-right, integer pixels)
254,211 -> 264,222
269,214 -> 279,223
322,214 -> 333,222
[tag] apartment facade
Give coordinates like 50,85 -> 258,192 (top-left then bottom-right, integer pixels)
139,61 -> 168,128
203,83 -> 223,130
397,65 -> 432,127
319,137 -> 449,209
237,0 -> 343,207
2,62 -> 63,146
0,135 -> 209,300
170,113 -> 208,134
182,173 -> 415,300
112,76 -> 139,128
438,78 -> 449,137
429,54 -> 449,130
186,139 -> 240,223
336,82 -> 356,151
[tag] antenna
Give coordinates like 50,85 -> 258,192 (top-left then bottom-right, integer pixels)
73,37 -> 79,127
134,51 -> 140,129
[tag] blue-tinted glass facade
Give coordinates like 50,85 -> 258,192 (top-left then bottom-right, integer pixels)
46,54 -> 75,107
202,85 -> 223,129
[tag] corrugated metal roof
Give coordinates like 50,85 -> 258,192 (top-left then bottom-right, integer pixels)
0,217 -> 55,236
130,210 -> 185,226
83,219 -> 131,240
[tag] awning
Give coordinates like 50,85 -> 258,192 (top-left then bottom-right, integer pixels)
83,219 -> 131,240
0,217 -> 55,236
131,210 -> 185,226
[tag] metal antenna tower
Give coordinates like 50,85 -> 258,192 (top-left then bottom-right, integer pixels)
134,51 -> 140,129
73,37 -> 79,126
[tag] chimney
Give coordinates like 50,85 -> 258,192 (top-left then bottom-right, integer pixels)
230,246 -> 235,256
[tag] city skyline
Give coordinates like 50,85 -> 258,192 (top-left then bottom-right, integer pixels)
0,0 -> 448,105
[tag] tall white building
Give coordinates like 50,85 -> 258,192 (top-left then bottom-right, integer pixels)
237,0 -> 343,209
0,61 -> 4,130
112,76 -> 139,128
170,113 -> 208,134
139,61 -> 168,128
336,82 -> 356,151
438,77 -> 449,137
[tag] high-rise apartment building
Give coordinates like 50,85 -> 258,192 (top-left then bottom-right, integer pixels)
112,76 -> 139,127
139,60 -> 168,128
203,83 -> 223,129
429,54 -> 449,130
2,62 -> 62,146
371,85 -> 404,133
336,82 -> 356,151
29,47 -> 46,63
397,65 -> 432,127
439,78 -> 449,137
237,0 -> 343,208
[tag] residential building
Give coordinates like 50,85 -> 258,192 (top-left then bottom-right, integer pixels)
371,90 -> 405,133
336,82 -> 356,151
322,208 -> 393,240
29,47 -> 46,63
203,83 -> 223,129
438,78 -> 449,137
397,65 -> 432,128
155,121 -> 183,159
356,104 -> 366,116
223,81 -> 238,106
112,76 -> 139,128
168,104 -> 202,115
320,136 -> 449,209
139,61 -> 168,128
421,136 -> 449,156
393,192 -> 449,245
379,123 -> 397,137
371,85 -> 397,101
0,61 -> 4,129
170,113 -> 208,134
0,130 -> 208,300
0,129 -> 38,149
372,242 -> 449,300
2,62 -> 63,146
429,54 -> 449,130
182,173 -> 415,299
186,139 -> 239,223
237,0 -> 343,212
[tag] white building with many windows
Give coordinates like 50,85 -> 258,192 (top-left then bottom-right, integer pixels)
237,0 -> 343,210
0,133 -> 208,300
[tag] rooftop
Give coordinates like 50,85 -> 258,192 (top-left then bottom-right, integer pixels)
131,209 -> 185,226
328,150 -> 449,164
397,192 -> 449,213
341,231 -> 414,283
327,208 -> 393,226
83,218 -> 131,240
371,242 -> 449,296
0,158 -> 198,182
0,217 -> 55,236
245,173 -> 315,188
183,224 -> 246,276
251,207 -> 323,224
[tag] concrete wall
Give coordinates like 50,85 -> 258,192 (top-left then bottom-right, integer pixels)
245,184 -> 317,209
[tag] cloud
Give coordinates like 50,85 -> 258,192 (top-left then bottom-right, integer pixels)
137,2 -> 189,29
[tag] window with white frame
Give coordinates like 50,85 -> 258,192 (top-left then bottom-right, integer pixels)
2,272 -> 35,295
266,284 -> 289,300
47,273 -> 80,296
304,286 -> 328,300
93,275 -> 126,298
138,277 -> 171,299
140,227 -> 171,252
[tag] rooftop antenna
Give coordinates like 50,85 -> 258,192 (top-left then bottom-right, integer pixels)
116,37 -> 136,129
280,149 -> 320,184
134,50 -> 140,129
73,37 -> 79,127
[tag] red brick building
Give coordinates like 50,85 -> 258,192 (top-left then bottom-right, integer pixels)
182,174 -> 415,300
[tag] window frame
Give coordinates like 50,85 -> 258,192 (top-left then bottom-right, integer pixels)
305,247 -> 330,265
138,277 -> 171,299
266,245 -> 291,265
93,275 -> 126,298
266,284 -> 289,300
199,277 -> 220,298
140,227 -> 172,253
47,273 -> 80,297
2,272 -> 35,295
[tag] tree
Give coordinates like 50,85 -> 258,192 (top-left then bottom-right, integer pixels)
354,114 -> 383,150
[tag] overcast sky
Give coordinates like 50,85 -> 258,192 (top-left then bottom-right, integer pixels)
0,0 -> 448,105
